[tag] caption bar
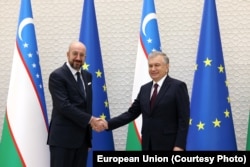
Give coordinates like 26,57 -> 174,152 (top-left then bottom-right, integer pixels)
93,151 -> 249,166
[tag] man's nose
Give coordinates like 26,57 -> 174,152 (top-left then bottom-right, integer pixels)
151,66 -> 156,70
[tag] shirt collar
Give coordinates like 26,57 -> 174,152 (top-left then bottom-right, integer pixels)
66,62 -> 80,76
153,74 -> 167,88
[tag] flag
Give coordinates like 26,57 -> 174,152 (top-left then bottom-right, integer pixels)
246,111 -> 250,150
126,0 -> 161,150
0,0 -> 49,166
79,0 -> 115,166
186,0 -> 237,150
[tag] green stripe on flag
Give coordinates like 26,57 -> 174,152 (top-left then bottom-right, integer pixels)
125,123 -> 141,150
246,112 -> 250,150
0,115 -> 23,167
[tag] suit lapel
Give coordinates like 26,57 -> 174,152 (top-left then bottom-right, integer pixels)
63,64 -> 86,98
81,70 -> 89,97
145,82 -> 153,113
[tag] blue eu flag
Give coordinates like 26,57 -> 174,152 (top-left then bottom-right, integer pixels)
79,0 -> 115,166
186,0 -> 237,150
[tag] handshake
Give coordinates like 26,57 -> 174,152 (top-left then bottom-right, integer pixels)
90,117 -> 108,132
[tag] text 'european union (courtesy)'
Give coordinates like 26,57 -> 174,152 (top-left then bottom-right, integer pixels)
93,151 -> 249,167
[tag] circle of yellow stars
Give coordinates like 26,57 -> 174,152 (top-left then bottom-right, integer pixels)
191,57 -> 232,131
82,62 -> 108,120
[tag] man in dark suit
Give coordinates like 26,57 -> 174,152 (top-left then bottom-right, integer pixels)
96,51 -> 190,151
47,41 -> 103,167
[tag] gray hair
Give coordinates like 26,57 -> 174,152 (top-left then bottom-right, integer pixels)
148,51 -> 169,64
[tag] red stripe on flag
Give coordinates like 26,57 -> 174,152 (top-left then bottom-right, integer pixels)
6,111 -> 26,167
16,41 -> 48,131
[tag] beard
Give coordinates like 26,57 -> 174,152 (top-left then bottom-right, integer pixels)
69,60 -> 83,70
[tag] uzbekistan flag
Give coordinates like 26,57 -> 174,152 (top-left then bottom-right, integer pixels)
0,0 -> 49,166
126,0 -> 162,150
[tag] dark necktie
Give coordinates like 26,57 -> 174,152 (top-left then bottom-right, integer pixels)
150,83 -> 158,109
76,72 -> 86,97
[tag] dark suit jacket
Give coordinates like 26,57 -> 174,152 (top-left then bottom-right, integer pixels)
108,76 -> 190,150
47,63 -> 93,148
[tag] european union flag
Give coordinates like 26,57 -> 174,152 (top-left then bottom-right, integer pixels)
186,0 -> 237,150
79,0 -> 115,166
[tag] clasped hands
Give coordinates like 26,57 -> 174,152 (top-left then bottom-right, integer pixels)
90,117 -> 108,132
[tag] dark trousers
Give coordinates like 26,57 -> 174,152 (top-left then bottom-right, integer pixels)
50,144 -> 88,167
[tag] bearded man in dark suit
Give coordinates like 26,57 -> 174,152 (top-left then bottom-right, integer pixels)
47,41 -> 103,167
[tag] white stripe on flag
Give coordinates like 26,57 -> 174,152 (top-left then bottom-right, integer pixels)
131,40 -> 151,140
7,44 -> 49,166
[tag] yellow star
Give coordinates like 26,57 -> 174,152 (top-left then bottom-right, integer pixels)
104,100 -> 109,108
213,118 -> 221,127
203,57 -> 212,67
197,121 -> 205,130
227,96 -> 231,103
100,113 -> 106,120
82,62 -> 90,70
95,69 -> 102,78
218,64 -> 224,73
224,109 -> 230,118
194,64 -> 198,71
103,84 -> 107,92
225,80 -> 229,87
189,118 -> 192,125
